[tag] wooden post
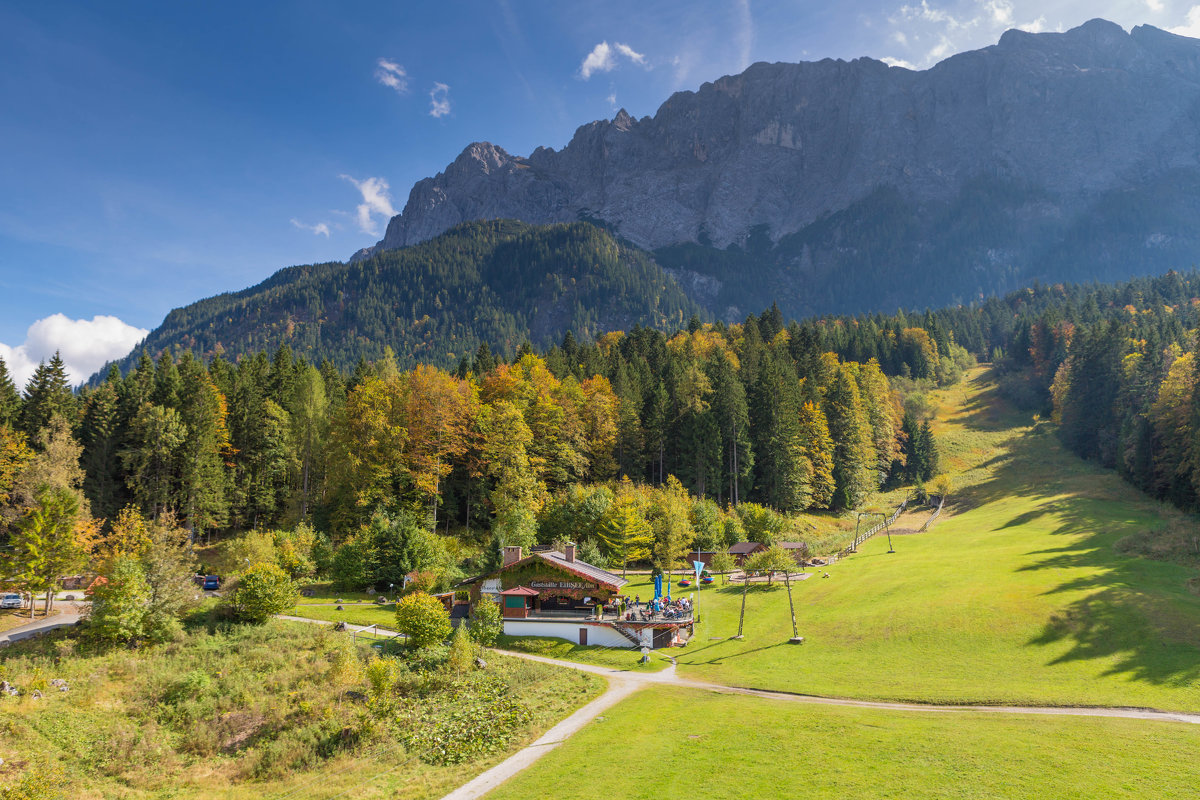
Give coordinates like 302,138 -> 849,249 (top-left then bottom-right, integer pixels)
734,572 -> 748,639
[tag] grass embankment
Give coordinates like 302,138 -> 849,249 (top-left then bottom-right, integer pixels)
488,685 -> 1200,800
496,634 -> 673,672
655,367 -> 1200,711
0,620 -> 602,799
286,600 -> 399,630
0,608 -> 62,634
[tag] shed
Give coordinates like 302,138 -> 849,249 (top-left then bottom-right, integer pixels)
728,541 -> 767,566
778,542 -> 810,565
498,585 -> 540,618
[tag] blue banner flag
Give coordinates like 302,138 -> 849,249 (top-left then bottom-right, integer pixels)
654,573 -> 662,600
693,560 -> 705,578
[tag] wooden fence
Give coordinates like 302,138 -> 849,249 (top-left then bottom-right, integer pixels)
918,495 -> 946,532
827,497 -> 909,564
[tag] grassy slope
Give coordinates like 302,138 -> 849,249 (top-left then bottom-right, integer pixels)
663,367 -> 1200,710
495,635 -> 673,672
487,686 -> 1200,800
0,621 -> 602,799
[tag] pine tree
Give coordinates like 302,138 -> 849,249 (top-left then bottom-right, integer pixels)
177,355 -> 231,533
597,497 -> 652,577
0,357 -> 21,427
81,379 -> 123,518
708,350 -> 752,505
20,352 -> 75,441
824,363 -> 876,509
797,401 -> 836,508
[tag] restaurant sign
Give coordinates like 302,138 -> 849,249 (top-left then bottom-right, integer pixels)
529,580 -> 597,590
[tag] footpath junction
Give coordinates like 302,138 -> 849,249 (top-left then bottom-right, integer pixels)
459,545 -> 694,649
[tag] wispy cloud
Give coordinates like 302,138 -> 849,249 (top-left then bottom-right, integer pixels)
888,0 -> 1052,69
1172,6 -> 1200,36
429,82 -> 452,118
882,56 -> 918,69
580,41 -> 648,79
375,58 -> 409,95
340,175 -> 398,236
735,0 -> 754,70
606,91 -> 618,109
1147,0 -> 1165,12
0,314 -> 149,388
290,218 -> 331,237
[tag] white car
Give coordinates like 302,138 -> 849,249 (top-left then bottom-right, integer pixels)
0,593 -> 22,610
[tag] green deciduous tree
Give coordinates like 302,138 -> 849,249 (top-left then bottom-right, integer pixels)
229,562 -> 297,624
395,591 -> 452,648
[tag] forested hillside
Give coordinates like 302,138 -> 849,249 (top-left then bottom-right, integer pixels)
1,300 -> 960,598
107,220 -> 701,376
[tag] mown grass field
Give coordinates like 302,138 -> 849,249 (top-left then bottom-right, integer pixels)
0,620 -> 601,799
286,600 -> 399,630
487,685 -> 1200,800
643,368 -> 1200,711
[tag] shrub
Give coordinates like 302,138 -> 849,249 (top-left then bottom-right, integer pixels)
85,555 -> 150,646
229,563 -> 298,624
394,592 -> 451,648
447,624 -> 474,674
467,597 -> 502,647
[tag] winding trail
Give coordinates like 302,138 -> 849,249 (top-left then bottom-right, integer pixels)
275,613 -> 1200,799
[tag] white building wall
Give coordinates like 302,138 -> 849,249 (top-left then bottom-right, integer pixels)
502,619 -> 636,648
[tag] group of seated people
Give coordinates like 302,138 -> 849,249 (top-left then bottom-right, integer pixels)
617,594 -> 692,621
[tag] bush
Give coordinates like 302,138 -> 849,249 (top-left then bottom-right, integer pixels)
394,592 -> 451,648
229,563 -> 298,624
85,555 -> 150,646
447,624 -> 475,673
467,597 -> 502,647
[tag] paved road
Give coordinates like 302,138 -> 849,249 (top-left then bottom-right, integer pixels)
0,611 -> 81,645
274,613 -> 1200,800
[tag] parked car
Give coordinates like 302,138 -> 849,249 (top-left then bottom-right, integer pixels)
202,575 -> 221,591
1,593 -> 23,609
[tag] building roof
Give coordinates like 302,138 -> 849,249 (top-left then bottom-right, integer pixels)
534,550 -> 628,589
459,550 -> 628,590
778,542 -> 808,549
729,542 -> 765,554
499,585 -> 540,596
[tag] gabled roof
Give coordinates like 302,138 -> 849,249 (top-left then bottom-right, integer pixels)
778,541 -> 808,549
534,550 -> 628,589
459,550 -> 628,590
499,585 -> 540,596
729,542 -> 765,554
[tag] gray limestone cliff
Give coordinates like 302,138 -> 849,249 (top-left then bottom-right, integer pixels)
353,20 -> 1200,263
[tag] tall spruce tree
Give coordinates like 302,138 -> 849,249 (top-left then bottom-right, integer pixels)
0,357 -> 20,428
824,363 -> 876,510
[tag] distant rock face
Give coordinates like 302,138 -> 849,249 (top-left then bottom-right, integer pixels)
353,20 -> 1200,260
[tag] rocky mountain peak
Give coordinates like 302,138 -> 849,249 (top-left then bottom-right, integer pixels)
352,19 -> 1200,261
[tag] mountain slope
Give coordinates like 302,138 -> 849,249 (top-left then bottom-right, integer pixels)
117,220 -> 700,372
354,20 -> 1200,320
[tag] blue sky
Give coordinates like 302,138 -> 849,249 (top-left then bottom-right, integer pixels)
3,0 -> 1198,387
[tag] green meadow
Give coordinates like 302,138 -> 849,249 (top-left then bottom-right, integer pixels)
644,368 -> 1200,710
487,685 -> 1200,800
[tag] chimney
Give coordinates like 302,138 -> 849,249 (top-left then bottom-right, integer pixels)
564,543 -> 576,563
502,546 -> 522,567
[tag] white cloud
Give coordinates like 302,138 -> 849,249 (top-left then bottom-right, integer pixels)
1147,0 -> 1165,12
606,91 -> 618,108
580,41 -> 647,79
290,218 -> 331,237
340,175 -> 398,236
735,0 -> 754,70
429,82 -> 452,118
882,56 -> 919,69
374,58 -> 409,95
0,314 -> 149,389
1172,6 -> 1200,37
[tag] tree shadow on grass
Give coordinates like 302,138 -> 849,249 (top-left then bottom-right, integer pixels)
674,641 -> 787,666
947,377 -> 1200,689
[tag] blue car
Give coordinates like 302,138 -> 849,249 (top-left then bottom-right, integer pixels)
202,575 -> 221,591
